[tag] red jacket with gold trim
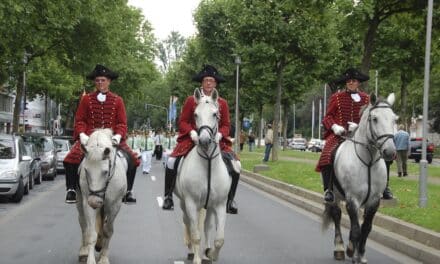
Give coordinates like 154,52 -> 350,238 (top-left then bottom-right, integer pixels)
171,94 -> 232,157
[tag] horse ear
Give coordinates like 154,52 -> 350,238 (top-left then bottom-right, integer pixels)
212,88 -> 219,102
387,93 -> 395,106
194,88 -> 201,103
370,93 -> 377,105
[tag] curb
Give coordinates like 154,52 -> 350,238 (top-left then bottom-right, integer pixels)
241,170 -> 440,264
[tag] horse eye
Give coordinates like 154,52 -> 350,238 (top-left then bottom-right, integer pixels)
194,113 -> 198,118
372,116 -> 378,122
102,170 -> 108,176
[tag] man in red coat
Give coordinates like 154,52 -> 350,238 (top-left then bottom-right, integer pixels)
316,68 -> 393,203
162,65 -> 240,214
63,64 -> 140,204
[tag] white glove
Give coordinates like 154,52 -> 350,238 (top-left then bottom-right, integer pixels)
190,130 -> 199,144
79,133 -> 89,145
347,122 -> 358,132
215,132 -> 222,143
112,134 -> 122,145
331,124 -> 345,136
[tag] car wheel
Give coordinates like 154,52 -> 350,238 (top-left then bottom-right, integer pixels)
10,179 -> 24,203
35,171 -> 42,184
415,158 -> 420,163
29,172 -> 34,190
24,177 -> 30,195
427,157 -> 432,164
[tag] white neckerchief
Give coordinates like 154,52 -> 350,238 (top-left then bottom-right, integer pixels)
351,93 -> 361,102
97,92 -> 107,102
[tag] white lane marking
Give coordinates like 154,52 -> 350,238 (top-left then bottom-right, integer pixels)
150,175 -> 156,181
156,196 -> 164,207
174,261 -> 184,264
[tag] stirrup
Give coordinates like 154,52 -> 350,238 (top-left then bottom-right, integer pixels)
65,189 -> 77,204
324,190 -> 335,203
162,196 -> 174,210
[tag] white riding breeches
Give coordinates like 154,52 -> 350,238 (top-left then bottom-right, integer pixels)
141,150 -> 153,173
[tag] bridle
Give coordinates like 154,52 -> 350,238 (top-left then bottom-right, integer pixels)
343,102 -> 394,205
85,148 -> 117,201
195,106 -> 221,209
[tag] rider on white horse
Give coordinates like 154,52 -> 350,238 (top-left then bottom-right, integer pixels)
63,64 -> 139,204
316,68 -> 394,203
162,64 -> 241,214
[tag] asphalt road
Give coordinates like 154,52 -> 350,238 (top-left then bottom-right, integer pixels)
0,160 -> 421,264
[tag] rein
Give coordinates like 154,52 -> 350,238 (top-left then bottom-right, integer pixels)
85,148 -> 118,201
342,103 -> 394,206
196,125 -> 220,209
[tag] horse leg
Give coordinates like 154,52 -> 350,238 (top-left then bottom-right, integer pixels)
185,201 -> 202,264
358,200 -> 380,264
77,192 -> 89,262
328,203 -> 345,260
180,200 -> 194,260
346,200 -> 361,264
95,208 -> 103,253
207,203 -> 226,262
203,208 -> 215,259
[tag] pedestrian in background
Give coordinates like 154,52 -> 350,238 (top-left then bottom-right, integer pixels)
141,130 -> 155,174
154,128 -> 164,160
248,132 -> 256,152
394,124 -> 410,177
239,130 -> 246,151
263,124 -> 273,162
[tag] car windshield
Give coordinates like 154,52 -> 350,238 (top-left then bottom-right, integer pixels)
54,139 -> 68,151
0,139 -> 15,159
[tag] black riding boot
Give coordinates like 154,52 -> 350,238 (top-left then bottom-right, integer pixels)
162,167 -> 176,210
123,162 -> 137,203
227,171 -> 239,214
322,165 -> 335,203
382,168 -> 393,200
64,162 -> 79,204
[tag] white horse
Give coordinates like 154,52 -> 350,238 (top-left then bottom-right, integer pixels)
322,93 -> 397,264
77,129 -> 127,264
174,88 -> 231,264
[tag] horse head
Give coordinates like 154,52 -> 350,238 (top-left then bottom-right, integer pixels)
193,88 -> 220,148
81,128 -> 115,209
362,93 -> 397,161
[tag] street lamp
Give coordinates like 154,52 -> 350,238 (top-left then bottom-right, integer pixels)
234,55 -> 241,153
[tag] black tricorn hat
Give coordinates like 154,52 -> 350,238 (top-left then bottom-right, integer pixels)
86,64 -> 119,80
333,68 -> 369,85
192,64 -> 226,83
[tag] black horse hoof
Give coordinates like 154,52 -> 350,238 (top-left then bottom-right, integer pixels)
187,253 -> 194,260
204,247 -> 211,258
78,255 -> 87,262
334,250 -> 345,260
95,245 -> 102,252
201,259 -> 213,264
346,246 -> 354,258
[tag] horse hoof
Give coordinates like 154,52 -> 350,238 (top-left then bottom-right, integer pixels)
334,250 -> 345,260
204,248 -> 211,258
346,247 -> 354,258
187,253 -> 194,260
95,245 -> 102,252
201,259 -> 212,264
78,255 -> 87,262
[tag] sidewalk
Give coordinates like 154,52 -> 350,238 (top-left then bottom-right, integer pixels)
278,156 -> 440,185
241,169 -> 440,264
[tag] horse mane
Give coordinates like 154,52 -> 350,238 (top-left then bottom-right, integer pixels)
86,128 -> 113,161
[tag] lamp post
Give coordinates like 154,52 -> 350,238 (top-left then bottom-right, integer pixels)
234,55 -> 241,153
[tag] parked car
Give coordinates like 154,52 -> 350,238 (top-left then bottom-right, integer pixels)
307,138 -> 323,152
20,133 -> 57,180
289,138 -> 307,151
24,142 -> 42,188
0,134 -> 32,202
409,138 -> 435,164
53,136 -> 72,173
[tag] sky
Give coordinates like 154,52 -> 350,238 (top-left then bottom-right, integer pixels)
128,0 -> 201,40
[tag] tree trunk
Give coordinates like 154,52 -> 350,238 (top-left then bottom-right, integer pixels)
361,14 -> 380,91
257,104 -> 263,149
272,60 -> 284,161
12,72 -> 24,133
400,72 -> 409,127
